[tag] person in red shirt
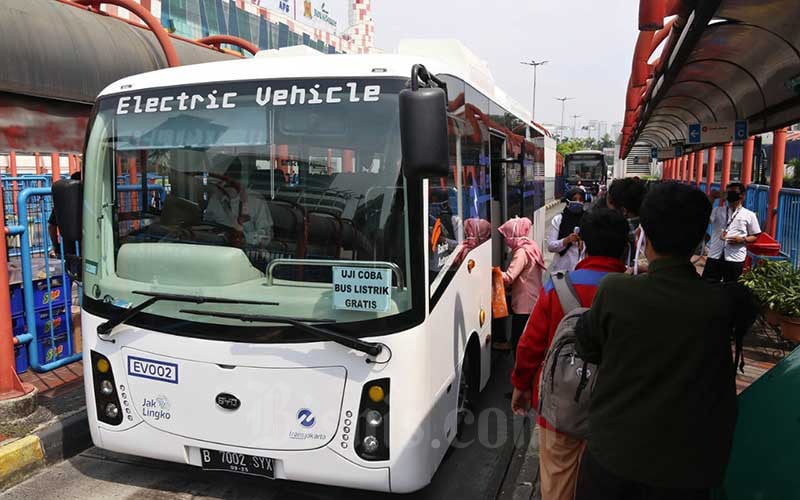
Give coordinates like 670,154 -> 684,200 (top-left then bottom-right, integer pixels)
511,208 -> 629,500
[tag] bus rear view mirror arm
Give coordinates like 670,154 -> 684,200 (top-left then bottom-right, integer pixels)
399,64 -> 450,179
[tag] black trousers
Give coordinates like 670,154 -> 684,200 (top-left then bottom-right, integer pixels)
575,449 -> 711,500
511,312 -> 529,352
703,257 -> 745,284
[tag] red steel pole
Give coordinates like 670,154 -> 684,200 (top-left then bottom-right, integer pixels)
695,150 -> 703,189
766,128 -> 787,237
682,155 -> 688,181
9,151 -> 18,212
0,185 -> 31,399
688,153 -> 695,182
706,147 -> 717,195
741,136 -> 755,187
720,142 -> 733,207
51,153 -> 61,183
34,153 -> 42,175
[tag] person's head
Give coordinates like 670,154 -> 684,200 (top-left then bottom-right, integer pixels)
607,177 -> 647,218
579,208 -> 629,259
69,171 -> 81,181
639,182 -> 711,261
726,182 -> 745,206
498,217 -> 532,250
709,189 -> 720,202
563,188 -> 586,213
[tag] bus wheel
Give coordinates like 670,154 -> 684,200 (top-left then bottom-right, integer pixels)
456,352 -> 477,436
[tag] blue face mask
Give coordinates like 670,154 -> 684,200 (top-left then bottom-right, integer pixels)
567,201 -> 584,214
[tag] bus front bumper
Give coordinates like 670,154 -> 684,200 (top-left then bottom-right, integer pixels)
94,423 -> 391,492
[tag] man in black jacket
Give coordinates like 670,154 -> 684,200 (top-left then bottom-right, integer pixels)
575,182 -> 757,500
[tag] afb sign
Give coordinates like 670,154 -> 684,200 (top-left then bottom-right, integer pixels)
687,121 -> 748,145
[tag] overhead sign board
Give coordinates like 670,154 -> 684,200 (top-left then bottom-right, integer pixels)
656,145 -> 684,160
687,121 -> 748,145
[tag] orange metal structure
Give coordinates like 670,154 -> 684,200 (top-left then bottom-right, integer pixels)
720,142 -> 733,206
706,147 -> 717,195
197,35 -> 259,56
766,128 -> 787,236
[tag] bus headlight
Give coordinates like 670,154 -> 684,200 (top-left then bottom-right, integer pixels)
365,410 -> 383,427
355,378 -> 389,461
362,435 -> 379,454
91,351 -> 123,426
105,403 -> 120,419
100,380 -> 114,396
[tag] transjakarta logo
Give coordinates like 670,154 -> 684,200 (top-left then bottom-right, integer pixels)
116,83 -> 381,115
128,356 -> 179,384
142,395 -> 172,421
297,408 -> 316,428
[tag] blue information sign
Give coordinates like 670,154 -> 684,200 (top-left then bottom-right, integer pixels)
735,120 -> 748,142
688,124 -> 701,144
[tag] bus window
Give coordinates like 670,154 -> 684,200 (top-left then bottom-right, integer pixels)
82,78 -> 413,331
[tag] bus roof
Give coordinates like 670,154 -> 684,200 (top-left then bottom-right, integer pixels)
97,39 -> 551,138
569,150 -> 605,156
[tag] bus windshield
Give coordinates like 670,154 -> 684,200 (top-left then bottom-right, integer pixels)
565,153 -> 605,181
81,78 -> 414,336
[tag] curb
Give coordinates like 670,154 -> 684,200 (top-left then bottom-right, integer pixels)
0,409 -> 90,491
0,435 -> 44,490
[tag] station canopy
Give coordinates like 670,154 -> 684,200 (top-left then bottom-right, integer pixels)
623,0 -> 800,157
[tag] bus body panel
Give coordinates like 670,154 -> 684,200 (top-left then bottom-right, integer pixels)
82,310 -> 445,493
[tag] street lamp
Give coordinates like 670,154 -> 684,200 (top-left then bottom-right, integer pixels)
555,97 -> 574,142
520,59 -> 548,122
572,114 -> 581,139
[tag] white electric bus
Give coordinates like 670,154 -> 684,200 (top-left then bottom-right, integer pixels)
53,41 -> 553,493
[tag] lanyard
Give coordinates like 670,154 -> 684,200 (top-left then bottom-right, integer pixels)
724,207 -> 741,232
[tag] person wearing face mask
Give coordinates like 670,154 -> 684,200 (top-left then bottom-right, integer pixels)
704,182 -> 761,283
547,189 -> 587,274
606,178 -> 647,269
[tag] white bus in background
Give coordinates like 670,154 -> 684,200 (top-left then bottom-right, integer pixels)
52,40 -> 552,493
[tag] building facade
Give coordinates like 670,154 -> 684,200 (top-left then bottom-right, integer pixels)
100,0 -> 377,55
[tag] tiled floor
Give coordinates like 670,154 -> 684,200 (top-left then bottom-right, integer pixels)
20,360 -> 83,397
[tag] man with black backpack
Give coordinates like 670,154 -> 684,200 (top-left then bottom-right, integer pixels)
511,208 -> 629,500
574,183 -> 758,500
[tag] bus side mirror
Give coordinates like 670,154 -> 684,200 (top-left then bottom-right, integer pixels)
52,179 -> 83,244
399,87 -> 449,179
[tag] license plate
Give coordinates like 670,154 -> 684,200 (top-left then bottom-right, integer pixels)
200,448 -> 275,479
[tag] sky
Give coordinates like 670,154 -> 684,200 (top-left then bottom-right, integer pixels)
371,1 -> 639,137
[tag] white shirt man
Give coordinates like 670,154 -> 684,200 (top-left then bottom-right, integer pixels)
547,189 -> 587,273
704,182 -> 761,283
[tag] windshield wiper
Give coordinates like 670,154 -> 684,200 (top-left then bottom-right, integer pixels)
97,291 -> 280,338
180,309 -> 383,357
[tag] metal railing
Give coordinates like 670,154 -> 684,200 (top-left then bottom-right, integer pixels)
7,187 -> 81,372
746,184 -> 800,268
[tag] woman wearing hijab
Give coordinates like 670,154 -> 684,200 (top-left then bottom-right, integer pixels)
454,218 -> 492,265
496,216 -> 546,351
547,188 -> 587,273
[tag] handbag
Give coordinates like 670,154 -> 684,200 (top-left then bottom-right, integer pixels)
491,266 -> 509,319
